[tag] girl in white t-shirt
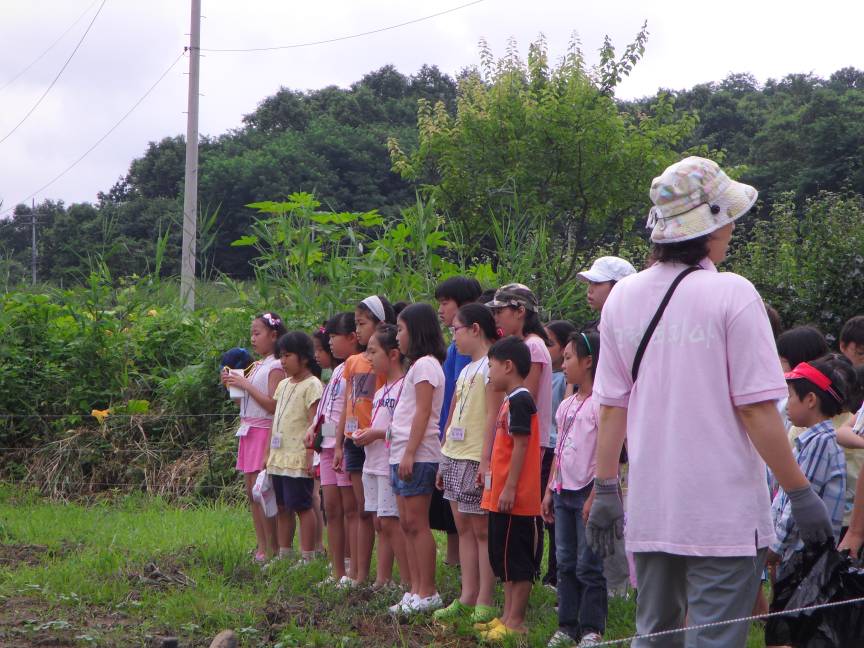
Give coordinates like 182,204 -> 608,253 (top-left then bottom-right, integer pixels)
353,323 -> 411,591
388,303 -> 447,615
221,312 -> 286,564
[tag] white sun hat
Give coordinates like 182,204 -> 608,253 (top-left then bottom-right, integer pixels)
577,256 -> 637,283
647,156 -> 758,244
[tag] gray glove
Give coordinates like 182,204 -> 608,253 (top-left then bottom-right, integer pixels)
586,479 -> 624,558
788,485 -> 834,545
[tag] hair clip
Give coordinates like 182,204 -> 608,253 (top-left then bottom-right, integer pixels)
262,313 -> 282,328
318,326 -> 327,334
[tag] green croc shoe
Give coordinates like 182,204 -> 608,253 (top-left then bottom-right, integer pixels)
470,604 -> 499,624
432,599 -> 471,623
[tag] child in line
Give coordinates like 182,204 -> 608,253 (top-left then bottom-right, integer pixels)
542,330 -> 607,648
335,295 -> 396,585
307,312 -> 353,586
838,316 -> 864,534
542,320 -> 577,591
388,303 -> 447,615
435,277 -> 483,566
476,336 -> 542,641
310,325 -> 335,555
434,304 -> 501,624
353,323 -> 411,591
775,326 -> 830,434
766,357 -> 850,647
223,312 -> 286,563
266,333 -> 323,563
839,315 -> 864,367
487,284 -> 553,567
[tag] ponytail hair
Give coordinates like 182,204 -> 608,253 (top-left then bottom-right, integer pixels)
357,295 -> 396,325
374,322 -> 401,354
522,309 -> 550,343
569,329 -> 601,378
276,332 -> 322,379
456,303 -> 499,341
255,311 -> 288,338
545,320 -> 576,349
324,311 -> 356,336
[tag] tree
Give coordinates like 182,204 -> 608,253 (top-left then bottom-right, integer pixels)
729,191 -> 864,335
388,30 -> 695,293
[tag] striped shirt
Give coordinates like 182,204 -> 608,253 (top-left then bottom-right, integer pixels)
771,420 -> 846,560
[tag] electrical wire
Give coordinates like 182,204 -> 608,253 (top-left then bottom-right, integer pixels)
0,0 -> 108,146
0,0 -> 104,94
0,50 -> 186,219
201,0 -> 486,53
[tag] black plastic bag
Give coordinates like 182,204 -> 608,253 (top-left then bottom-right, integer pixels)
767,542 -> 864,647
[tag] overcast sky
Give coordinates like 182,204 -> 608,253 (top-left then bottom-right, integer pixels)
1,0 -> 862,214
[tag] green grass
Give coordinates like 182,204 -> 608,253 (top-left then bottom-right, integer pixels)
0,486 -> 767,647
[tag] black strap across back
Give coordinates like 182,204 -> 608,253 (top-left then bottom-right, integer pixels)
630,266 -> 701,382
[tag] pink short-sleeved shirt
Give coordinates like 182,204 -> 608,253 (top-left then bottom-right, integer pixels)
364,378 -> 405,476
524,334 -> 553,448
389,356 -> 444,465
594,259 -> 788,557
553,393 -> 599,492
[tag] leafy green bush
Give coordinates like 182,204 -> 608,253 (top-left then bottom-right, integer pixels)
729,191 -> 864,337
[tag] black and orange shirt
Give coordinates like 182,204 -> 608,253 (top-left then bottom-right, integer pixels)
481,387 -> 542,516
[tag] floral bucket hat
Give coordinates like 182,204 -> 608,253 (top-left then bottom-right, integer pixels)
647,156 -> 758,244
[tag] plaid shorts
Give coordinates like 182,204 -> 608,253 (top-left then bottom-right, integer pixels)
441,456 -> 484,514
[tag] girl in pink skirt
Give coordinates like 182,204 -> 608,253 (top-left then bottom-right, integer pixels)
223,312 -> 287,563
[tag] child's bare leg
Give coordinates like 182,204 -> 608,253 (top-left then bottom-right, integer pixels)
500,582 -> 512,626
297,507 -> 316,553
352,471 -> 374,583
382,515 -> 411,589
504,580 -> 532,631
373,515 -> 394,584
452,503 -> 479,605
341,485 -> 358,578
323,485 -> 346,579
469,513 -> 495,607
245,472 -> 270,556
312,479 -> 325,553
400,494 -> 437,598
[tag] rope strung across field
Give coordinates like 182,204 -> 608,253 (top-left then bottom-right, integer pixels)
589,595 -> 864,646
0,413 -> 237,419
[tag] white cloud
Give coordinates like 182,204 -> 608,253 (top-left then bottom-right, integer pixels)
0,0 -> 861,210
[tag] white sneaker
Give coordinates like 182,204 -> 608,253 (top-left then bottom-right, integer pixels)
412,592 -> 443,613
335,575 -> 357,589
388,591 -> 416,615
577,632 -> 603,647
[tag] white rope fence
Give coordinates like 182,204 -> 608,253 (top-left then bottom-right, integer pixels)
592,595 -> 864,646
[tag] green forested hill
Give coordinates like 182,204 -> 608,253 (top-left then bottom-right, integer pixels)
2,55 -> 864,285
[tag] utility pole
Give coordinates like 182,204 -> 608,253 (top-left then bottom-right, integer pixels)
180,0 -> 201,310
31,198 -> 37,285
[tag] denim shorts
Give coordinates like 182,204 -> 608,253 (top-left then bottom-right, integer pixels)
389,461 -> 438,497
343,437 -> 366,473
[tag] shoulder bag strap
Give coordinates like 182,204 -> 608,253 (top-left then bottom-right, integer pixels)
631,266 -> 701,382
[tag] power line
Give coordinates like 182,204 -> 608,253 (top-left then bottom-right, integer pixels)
0,0 -> 108,146
0,0 -> 103,95
0,50 -> 186,219
201,0 -> 486,53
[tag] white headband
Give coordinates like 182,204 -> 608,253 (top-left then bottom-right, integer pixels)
361,295 -> 386,322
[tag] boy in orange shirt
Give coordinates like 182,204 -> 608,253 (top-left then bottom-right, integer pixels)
476,335 -> 542,641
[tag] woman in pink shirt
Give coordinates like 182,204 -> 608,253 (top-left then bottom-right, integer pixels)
587,157 -> 834,648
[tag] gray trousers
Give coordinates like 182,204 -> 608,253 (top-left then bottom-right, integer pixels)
633,549 -> 767,648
